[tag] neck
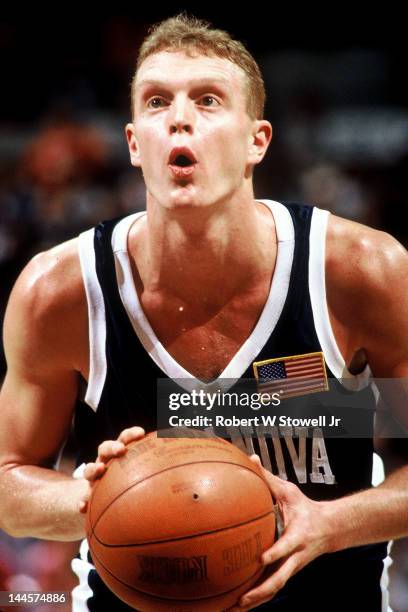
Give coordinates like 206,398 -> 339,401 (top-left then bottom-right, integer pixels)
131,190 -> 276,305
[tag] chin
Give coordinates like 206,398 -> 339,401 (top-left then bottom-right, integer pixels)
168,185 -> 202,208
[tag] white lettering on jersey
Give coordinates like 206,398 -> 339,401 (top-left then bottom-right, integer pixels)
206,424 -> 336,485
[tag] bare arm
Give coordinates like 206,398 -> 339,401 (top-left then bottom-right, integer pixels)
0,242 -> 89,541
236,218 -> 408,609
0,241 -> 146,541
320,218 -> 408,550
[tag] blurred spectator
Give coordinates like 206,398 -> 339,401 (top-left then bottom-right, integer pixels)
19,121 -> 113,250
299,163 -> 381,227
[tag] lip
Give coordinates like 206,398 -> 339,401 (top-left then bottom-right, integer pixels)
168,146 -> 198,166
168,165 -> 196,178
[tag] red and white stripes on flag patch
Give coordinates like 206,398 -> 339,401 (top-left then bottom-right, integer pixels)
253,352 -> 329,399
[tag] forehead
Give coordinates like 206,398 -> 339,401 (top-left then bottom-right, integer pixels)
135,50 -> 247,94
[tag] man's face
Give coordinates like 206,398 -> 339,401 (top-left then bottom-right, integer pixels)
126,51 -> 269,210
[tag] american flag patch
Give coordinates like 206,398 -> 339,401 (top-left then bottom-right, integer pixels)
253,352 -> 328,399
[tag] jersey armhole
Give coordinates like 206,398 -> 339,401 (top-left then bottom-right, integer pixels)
77,229 -> 107,411
309,208 -> 371,390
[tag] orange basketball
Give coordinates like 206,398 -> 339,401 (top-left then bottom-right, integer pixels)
86,430 -> 275,611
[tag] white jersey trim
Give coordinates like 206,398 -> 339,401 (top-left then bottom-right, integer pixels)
71,539 -> 94,612
371,454 -> 392,612
309,208 -> 371,390
380,542 -> 393,612
112,200 -> 295,392
79,203 -> 373,403
78,228 -> 107,411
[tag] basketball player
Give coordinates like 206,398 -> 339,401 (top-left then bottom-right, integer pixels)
0,14 -> 407,612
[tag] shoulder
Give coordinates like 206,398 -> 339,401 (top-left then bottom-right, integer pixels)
9,237 -> 85,318
4,237 -> 87,373
324,213 -> 408,376
325,214 -> 407,291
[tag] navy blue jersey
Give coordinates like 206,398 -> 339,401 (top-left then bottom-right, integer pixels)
72,200 -> 389,611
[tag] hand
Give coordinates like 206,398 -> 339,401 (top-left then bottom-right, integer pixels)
230,455 -> 332,610
78,426 -> 145,514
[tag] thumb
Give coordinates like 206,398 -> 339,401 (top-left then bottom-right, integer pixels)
249,454 -> 288,497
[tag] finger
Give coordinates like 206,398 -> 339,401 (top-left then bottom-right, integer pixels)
117,426 -> 145,445
249,455 -> 289,494
240,554 -> 300,608
97,440 -> 126,463
228,598 -> 268,611
261,531 -> 300,565
261,469 -> 289,493
249,454 -> 275,483
249,454 -> 269,482
242,598 -> 271,610
249,453 -> 262,466
264,473 -> 300,502
83,461 -> 107,481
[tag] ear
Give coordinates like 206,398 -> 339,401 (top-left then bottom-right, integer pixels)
125,123 -> 141,168
248,120 -> 273,166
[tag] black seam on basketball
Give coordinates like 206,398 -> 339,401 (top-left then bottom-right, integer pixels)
89,460 -> 270,534
89,544 -> 264,602
93,509 -> 274,547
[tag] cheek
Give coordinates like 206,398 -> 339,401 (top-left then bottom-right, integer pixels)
206,117 -> 249,153
137,128 -> 166,171
209,125 -> 250,174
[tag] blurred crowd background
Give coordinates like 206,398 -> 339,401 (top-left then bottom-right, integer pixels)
0,8 -> 407,611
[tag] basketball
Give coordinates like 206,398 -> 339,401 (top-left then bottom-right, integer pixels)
86,430 -> 276,611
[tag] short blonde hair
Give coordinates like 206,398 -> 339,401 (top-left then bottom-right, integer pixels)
131,14 -> 265,120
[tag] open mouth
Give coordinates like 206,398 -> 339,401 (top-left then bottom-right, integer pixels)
168,148 -> 197,178
173,154 -> 194,167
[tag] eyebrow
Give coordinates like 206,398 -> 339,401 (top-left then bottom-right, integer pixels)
135,77 -> 231,90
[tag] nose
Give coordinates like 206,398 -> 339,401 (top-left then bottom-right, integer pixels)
168,95 -> 194,135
